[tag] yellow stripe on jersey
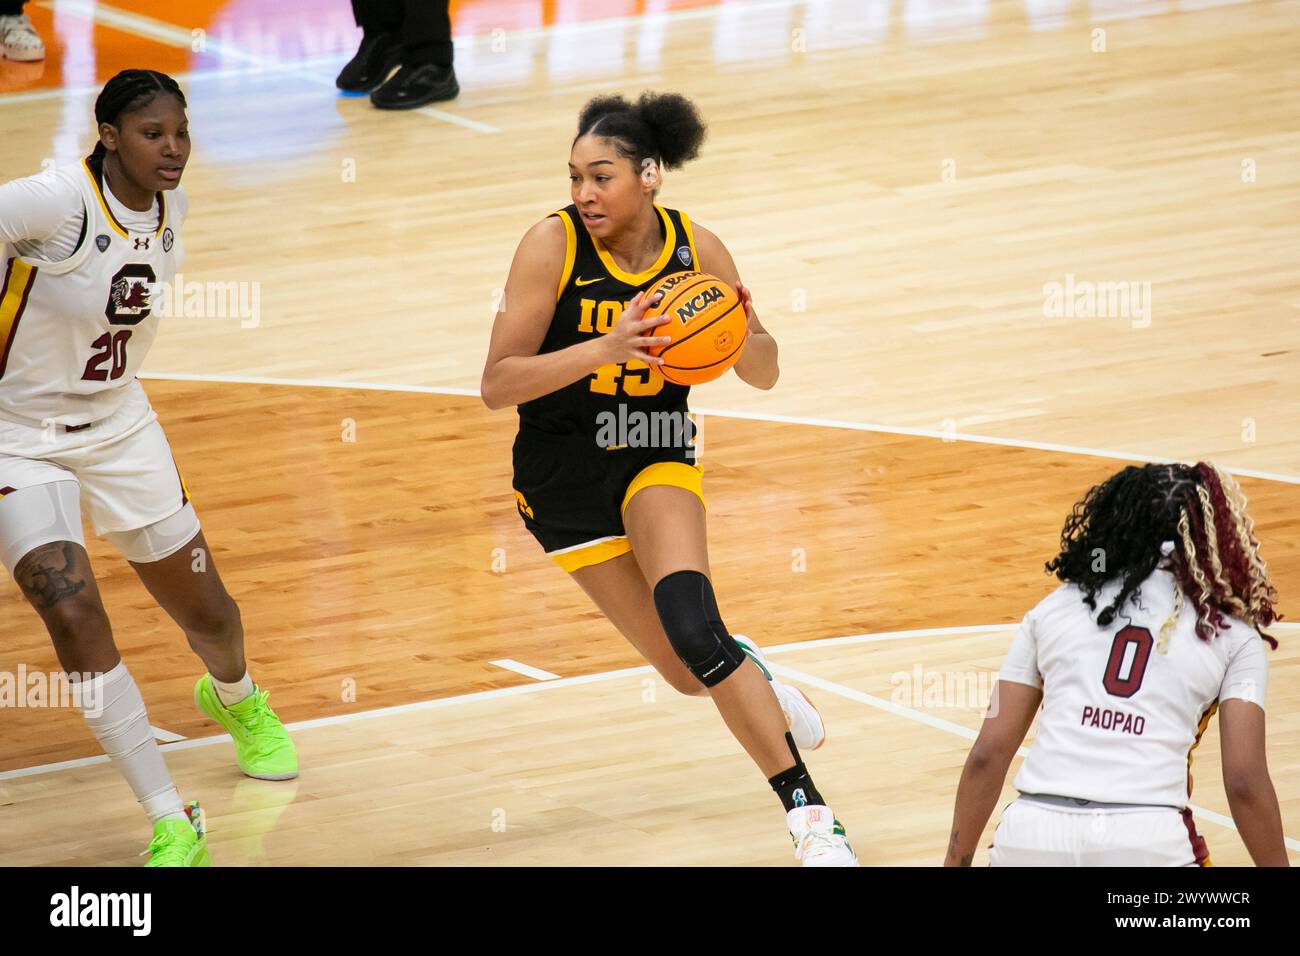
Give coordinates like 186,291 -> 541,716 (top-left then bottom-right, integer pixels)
591,205 -> 676,286
81,160 -> 166,238
1186,698 -> 1218,799
549,535 -> 632,573
171,457 -> 191,508
554,209 -> 577,302
83,158 -> 130,239
679,210 -> 700,271
0,258 -> 38,380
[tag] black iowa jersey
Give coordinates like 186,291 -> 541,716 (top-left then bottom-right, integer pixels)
512,204 -> 704,555
517,203 -> 700,438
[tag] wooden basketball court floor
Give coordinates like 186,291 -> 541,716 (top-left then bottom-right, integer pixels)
1,0 -> 1298,866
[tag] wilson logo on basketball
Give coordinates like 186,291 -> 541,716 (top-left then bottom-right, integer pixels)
714,330 -> 734,352
673,286 -> 724,323
654,270 -> 700,295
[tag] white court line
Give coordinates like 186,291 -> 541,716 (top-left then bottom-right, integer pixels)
138,371 -> 1300,487
143,371 -> 481,397
4,622 -> 1297,854
4,623 -> 1013,781
9,0 -> 827,100
490,659 -> 561,681
0,662 -> 652,781
767,661 -> 1300,853
765,620 -> 1300,654
25,0 -> 500,133
35,0 -> 265,65
150,725 -> 186,743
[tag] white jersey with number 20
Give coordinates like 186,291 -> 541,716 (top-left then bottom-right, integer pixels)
0,158 -> 185,427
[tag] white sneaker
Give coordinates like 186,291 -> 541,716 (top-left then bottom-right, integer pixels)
732,634 -> 826,750
0,14 -> 45,62
787,805 -> 859,867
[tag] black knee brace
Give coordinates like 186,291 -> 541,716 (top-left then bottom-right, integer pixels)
652,570 -> 746,687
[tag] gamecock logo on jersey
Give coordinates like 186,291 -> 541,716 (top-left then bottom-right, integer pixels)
106,263 -> 157,326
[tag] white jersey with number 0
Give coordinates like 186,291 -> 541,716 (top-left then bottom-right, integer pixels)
0,158 -> 185,427
999,566 -> 1268,808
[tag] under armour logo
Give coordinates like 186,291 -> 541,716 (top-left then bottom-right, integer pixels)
133,238 -> 150,250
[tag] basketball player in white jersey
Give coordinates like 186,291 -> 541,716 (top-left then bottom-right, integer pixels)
0,70 -> 298,866
944,462 -> 1288,866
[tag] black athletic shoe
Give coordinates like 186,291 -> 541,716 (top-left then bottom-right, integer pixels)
370,63 -> 459,110
336,32 -> 402,93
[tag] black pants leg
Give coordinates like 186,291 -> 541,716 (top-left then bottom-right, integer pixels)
350,0 -> 403,35
400,0 -> 453,68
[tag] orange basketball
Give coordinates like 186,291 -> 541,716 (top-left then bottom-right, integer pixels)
645,271 -> 747,386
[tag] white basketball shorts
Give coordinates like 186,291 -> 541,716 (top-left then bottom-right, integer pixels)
989,794 -> 1209,867
0,382 -> 196,570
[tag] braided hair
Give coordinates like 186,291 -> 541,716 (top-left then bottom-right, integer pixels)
91,70 -> 187,161
1046,462 -> 1279,647
574,92 -> 707,181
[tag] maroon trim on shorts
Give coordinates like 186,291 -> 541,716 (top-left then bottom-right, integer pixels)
1180,807 -> 1210,866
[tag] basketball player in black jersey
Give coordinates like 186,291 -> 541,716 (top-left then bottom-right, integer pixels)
482,92 -> 857,865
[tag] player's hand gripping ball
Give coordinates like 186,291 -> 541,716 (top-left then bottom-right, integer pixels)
644,272 -> 748,385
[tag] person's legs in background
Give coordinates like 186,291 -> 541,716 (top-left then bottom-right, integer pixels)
0,1 -> 46,62
336,0 -> 404,93
370,0 -> 458,110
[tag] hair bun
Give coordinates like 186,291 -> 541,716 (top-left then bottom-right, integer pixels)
633,92 -> 706,169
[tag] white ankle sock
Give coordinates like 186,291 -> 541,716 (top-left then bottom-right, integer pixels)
75,661 -> 186,824
212,671 -> 254,707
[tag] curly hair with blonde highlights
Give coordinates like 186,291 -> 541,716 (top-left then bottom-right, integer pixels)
1045,462 -> 1279,647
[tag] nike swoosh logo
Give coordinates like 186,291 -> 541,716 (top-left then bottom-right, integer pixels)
575,276 -> 603,286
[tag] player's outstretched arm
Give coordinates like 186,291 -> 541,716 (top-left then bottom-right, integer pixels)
693,223 -> 778,390
944,680 -> 1041,866
1219,699 -> 1290,866
480,218 -> 670,410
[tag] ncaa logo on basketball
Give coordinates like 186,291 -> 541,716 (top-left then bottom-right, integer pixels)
673,285 -> 724,323
676,245 -> 691,266
162,228 -> 174,253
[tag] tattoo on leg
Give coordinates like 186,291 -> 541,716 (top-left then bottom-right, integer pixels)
947,828 -> 973,866
14,541 -> 88,610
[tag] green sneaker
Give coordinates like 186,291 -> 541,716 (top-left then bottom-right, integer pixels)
195,675 -> 299,780
144,801 -> 211,867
